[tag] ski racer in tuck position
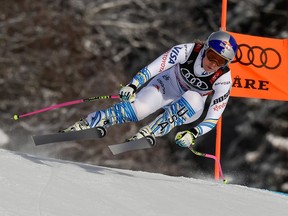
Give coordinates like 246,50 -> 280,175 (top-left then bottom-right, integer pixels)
61,31 -> 238,148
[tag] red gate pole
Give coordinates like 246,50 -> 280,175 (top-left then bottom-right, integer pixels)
215,0 -> 227,180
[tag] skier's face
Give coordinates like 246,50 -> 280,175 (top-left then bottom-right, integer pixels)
203,49 -> 227,72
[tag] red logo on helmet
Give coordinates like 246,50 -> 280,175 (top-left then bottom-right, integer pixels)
220,41 -> 232,51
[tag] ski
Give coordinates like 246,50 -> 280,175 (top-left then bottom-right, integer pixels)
33,127 -> 155,154
108,138 -> 154,155
32,127 -> 106,146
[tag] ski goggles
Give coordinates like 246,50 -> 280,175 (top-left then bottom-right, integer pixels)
206,49 -> 228,67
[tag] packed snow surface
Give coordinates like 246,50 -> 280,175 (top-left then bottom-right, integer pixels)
0,149 -> 287,216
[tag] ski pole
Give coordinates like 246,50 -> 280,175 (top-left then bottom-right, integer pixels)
188,145 -> 227,184
13,95 -> 119,120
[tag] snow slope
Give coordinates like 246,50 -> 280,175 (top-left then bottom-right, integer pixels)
0,149 -> 287,216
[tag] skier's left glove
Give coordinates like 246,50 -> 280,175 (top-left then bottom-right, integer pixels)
119,84 -> 137,102
175,128 -> 199,148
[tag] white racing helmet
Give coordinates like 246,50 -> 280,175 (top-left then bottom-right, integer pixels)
204,31 -> 238,64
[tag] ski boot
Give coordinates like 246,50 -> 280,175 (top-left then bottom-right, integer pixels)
127,126 -> 156,146
60,118 -> 91,132
59,116 -> 107,137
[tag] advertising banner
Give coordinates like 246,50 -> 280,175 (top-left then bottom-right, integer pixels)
228,32 -> 288,101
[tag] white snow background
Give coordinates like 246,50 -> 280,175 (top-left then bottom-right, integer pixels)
0,129 -> 288,216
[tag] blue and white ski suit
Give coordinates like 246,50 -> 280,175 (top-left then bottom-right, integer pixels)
87,43 -> 232,138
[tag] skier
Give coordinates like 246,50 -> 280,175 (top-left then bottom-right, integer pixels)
61,31 -> 238,148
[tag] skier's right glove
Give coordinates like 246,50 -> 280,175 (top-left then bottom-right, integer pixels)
119,84 -> 137,102
175,128 -> 199,148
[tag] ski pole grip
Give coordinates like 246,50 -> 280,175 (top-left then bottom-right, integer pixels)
13,115 -> 20,120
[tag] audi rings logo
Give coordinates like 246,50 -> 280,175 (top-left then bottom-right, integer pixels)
181,68 -> 209,90
232,44 -> 281,70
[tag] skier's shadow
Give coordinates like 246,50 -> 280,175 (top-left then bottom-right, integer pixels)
14,150 -> 134,177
